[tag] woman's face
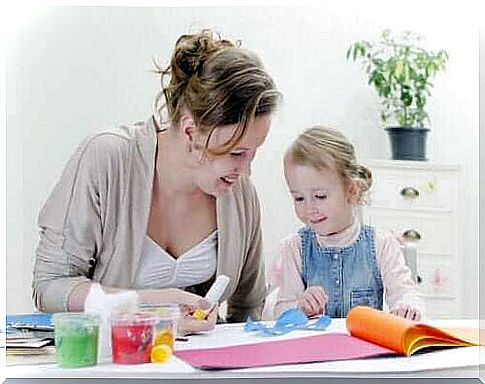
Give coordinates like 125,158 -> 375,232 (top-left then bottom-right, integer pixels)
192,115 -> 271,197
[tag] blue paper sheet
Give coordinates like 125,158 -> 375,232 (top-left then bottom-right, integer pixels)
6,313 -> 54,331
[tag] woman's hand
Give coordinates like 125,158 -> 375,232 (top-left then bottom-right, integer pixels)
138,288 -> 217,334
390,302 -> 421,321
298,286 -> 328,318
178,303 -> 218,335
138,288 -> 208,307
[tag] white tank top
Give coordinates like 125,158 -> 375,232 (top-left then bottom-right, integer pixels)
134,231 -> 218,289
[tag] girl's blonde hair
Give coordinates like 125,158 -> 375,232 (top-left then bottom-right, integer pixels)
284,126 -> 372,205
153,29 -> 281,155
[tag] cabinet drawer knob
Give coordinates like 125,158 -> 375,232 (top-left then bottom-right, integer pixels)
400,186 -> 420,199
402,229 -> 421,241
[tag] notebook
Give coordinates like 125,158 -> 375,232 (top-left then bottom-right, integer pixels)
346,306 -> 482,355
4,313 -> 55,354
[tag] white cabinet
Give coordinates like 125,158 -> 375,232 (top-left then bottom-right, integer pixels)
361,160 -> 462,319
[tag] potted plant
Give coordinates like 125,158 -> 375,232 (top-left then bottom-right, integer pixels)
347,29 -> 449,161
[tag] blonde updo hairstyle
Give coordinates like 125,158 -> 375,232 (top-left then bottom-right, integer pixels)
153,29 -> 281,155
285,126 -> 373,205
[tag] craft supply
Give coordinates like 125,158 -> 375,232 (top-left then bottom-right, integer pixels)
346,306 -> 482,355
244,308 -> 331,336
205,275 -> 230,304
84,283 -> 138,361
7,313 -> 54,331
175,333 -> 395,369
53,313 -> 101,368
150,344 -> 172,363
111,312 -> 158,364
138,303 -> 180,362
192,309 -> 207,321
192,275 -> 230,320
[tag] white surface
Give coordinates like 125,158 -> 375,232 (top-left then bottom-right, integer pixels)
6,6 -> 479,318
5,319 -> 484,379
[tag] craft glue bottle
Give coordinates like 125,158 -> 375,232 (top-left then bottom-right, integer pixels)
193,275 -> 230,320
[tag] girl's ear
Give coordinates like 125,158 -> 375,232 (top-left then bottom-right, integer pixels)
346,179 -> 360,204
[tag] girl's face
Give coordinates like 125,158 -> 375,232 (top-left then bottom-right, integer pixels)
191,115 -> 271,198
284,162 -> 355,236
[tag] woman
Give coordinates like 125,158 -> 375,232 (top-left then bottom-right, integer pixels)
32,30 -> 280,333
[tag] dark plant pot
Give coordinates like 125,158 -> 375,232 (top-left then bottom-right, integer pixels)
385,127 -> 429,161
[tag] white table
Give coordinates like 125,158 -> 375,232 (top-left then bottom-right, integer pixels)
4,319 -> 485,382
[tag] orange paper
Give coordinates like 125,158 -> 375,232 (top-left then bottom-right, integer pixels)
346,306 -> 483,355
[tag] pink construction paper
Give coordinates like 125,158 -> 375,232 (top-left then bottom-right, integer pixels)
175,333 -> 398,370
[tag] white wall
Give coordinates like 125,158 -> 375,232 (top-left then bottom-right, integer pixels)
6,5 -> 479,316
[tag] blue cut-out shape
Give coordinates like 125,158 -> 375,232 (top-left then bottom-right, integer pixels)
244,308 -> 331,337
305,315 -> 332,330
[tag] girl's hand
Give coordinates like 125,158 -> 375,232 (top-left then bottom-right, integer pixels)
298,286 -> 328,317
390,302 -> 421,321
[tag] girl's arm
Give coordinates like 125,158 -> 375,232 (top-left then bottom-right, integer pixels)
273,233 -> 306,318
376,229 -> 424,316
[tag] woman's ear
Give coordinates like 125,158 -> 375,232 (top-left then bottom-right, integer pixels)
179,110 -> 197,152
346,179 -> 360,204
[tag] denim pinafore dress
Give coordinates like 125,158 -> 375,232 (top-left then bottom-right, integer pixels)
300,224 -> 383,318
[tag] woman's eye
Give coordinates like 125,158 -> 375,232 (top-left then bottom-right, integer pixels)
294,196 -> 304,202
315,195 -> 328,200
230,152 -> 244,157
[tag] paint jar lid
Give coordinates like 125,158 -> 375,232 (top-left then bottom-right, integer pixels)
110,311 -> 159,326
137,303 -> 180,320
53,312 -> 101,328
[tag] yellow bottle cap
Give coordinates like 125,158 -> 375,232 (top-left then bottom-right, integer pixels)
192,308 -> 207,320
150,344 -> 172,363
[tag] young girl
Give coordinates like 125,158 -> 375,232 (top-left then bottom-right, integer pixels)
274,126 -> 423,320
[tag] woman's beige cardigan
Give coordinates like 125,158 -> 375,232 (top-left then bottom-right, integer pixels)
32,117 -> 266,322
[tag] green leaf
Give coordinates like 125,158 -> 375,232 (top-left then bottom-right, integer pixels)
395,60 -> 404,78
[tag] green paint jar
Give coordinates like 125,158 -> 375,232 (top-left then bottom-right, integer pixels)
53,313 -> 101,368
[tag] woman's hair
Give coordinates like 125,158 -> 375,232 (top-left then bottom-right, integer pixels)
284,126 -> 373,205
153,29 -> 281,155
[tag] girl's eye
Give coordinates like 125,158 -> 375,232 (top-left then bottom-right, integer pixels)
315,195 -> 328,200
294,196 -> 304,202
230,152 -> 244,157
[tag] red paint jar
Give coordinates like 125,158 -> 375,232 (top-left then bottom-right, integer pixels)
111,312 -> 158,364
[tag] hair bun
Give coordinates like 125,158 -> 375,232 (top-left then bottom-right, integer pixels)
173,31 -> 234,78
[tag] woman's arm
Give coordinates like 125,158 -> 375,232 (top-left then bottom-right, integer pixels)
226,187 -> 266,322
69,282 -> 216,334
32,135 -> 106,312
